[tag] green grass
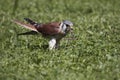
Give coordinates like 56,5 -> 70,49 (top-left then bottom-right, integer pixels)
0,0 -> 120,80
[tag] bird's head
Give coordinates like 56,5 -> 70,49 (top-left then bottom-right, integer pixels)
60,20 -> 73,34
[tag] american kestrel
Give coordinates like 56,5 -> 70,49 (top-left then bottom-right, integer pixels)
13,18 -> 73,50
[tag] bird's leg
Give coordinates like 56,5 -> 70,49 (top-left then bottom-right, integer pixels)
49,38 -> 56,50
55,39 -> 61,49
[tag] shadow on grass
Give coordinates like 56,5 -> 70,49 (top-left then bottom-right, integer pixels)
12,0 -> 19,15
27,44 -> 49,50
17,31 -> 38,35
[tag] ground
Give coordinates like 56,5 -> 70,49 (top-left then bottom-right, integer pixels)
0,0 -> 120,80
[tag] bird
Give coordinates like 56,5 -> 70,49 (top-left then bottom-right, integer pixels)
12,18 -> 73,50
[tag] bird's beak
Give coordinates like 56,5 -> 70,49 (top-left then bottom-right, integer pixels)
70,23 -> 73,30
70,26 -> 73,30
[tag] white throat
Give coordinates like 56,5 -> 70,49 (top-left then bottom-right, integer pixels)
59,22 -> 67,34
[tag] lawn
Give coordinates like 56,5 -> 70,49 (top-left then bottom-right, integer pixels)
0,0 -> 120,80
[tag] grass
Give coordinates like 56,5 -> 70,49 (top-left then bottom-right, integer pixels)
0,0 -> 120,80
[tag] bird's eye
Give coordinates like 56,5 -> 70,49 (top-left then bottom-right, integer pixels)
66,24 -> 69,27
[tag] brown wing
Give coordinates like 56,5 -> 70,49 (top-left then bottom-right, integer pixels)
37,22 -> 61,35
12,20 -> 38,32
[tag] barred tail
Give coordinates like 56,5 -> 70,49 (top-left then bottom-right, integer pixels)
24,18 -> 41,28
24,18 -> 36,25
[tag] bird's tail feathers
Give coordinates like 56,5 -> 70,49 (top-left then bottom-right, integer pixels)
24,18 -> 42,28
12,19 -> 38,32
24,18 -> 36,25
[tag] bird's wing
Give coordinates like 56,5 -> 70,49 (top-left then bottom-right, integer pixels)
37,22 -> 62,35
